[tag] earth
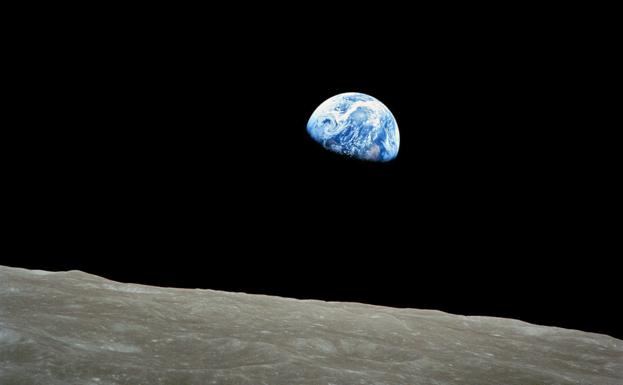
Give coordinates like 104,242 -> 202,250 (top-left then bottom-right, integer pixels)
307,92 -> 400,162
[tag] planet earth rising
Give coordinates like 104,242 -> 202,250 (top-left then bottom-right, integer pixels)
307,92 -> 400,162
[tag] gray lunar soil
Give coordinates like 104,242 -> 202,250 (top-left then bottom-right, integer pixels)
0,265 -> 621,385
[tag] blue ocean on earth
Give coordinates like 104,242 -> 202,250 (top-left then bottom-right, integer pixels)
307,93 -> 400,162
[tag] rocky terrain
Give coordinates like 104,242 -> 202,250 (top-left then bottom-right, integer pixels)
0,265 -> 621,384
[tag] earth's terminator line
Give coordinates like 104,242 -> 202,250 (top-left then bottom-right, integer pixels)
307,92 -> 400,162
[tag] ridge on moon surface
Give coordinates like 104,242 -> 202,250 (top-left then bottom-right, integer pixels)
0,265 -> 621,385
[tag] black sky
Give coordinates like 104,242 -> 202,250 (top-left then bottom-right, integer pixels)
5,6 -> 619,339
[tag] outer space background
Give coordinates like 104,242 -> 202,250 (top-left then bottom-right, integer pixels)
4,5 -> 619,340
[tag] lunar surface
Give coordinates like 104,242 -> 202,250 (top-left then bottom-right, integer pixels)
0,265 -> 621,385
307,92 -> 400,161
